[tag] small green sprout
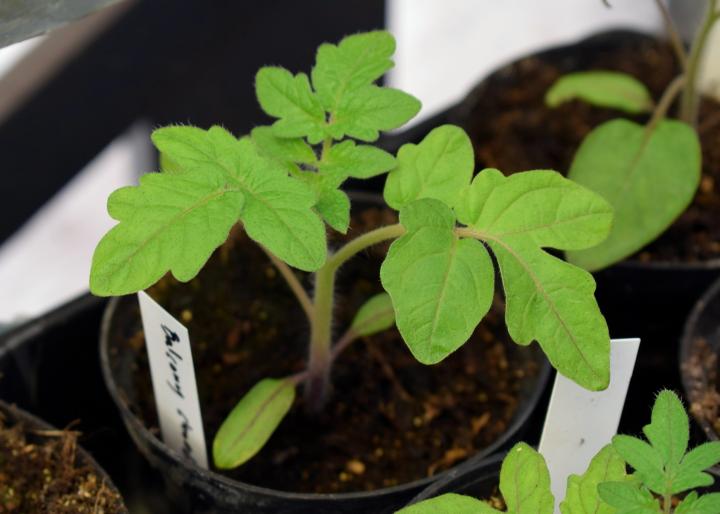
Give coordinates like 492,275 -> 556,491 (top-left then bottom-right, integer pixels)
90,31 -> 613,470
545,0 -> 719,271
400,391 -> 720,514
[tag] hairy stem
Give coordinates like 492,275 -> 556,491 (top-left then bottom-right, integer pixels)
654,0 -> 688,70
259,245 -> 314,320
647,75 -> 686,133
679,0 -> 719,125
303,223 -> 406,411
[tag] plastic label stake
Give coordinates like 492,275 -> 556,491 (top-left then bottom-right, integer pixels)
137,291 -> 209,469
539,338 -> 640,513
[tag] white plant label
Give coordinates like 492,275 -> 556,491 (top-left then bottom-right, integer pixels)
137,291 -> 208,469
539,337 -> 640,513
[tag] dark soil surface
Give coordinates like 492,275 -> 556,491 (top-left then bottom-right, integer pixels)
108,206 -> 543,494
683,337 -> 720,437
0,409 -> 125,513
457,38 -> 720,263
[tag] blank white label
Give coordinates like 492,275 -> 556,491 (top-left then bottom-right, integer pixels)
137,291 -> 208,469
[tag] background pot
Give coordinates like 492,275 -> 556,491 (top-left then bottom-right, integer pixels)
0,398 -> 128,512
680,275 -> 720,476
99,196 -> 552,514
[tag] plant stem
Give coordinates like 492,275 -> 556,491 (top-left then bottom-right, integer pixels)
679,0 -> 719,125
303,223 -> 406,411
663,492 -> 672,514
258,245 -> 314,320
654,0 -> 688,70
647,75 -> 686,134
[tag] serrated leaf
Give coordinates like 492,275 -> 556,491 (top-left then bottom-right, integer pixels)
251,126 -> 316,174
566,119 -> 701,271
318,140 -> 396,181
384,125 -> 474,210
312,30 -> 395,113
676,492 -> 720,514
381,199 -> 494,364
597,482 -> 660,513
213,378 -> 295,469
673,441 -> 720,494
255,66 -> 327,143
90,170 -> 244,296
500,443 -> 554,514
546,71 -> 653,114
460,170 -> 612,390
315,187 -> 350,233
328,85 -> 421,142
395,493 -> 500,514
612,435 -> 666,493
560,445 -> 626,514
151,126 -> 327,271
351,293 -> 395,337
643,390 -> 688,471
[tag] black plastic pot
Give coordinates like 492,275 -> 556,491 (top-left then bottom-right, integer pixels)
99,193 -> 552,514
680,276 -> 720,475
0,398 -> 128,512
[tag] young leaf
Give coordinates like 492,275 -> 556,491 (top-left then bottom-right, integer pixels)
676,492 -> 720,514
566,119 -> 701,271
460,170 -> 612,390
384,125 -> 474,210
152,126 -> 327,271
318,140 -> 396,180
312,30 -> 395,113
328,85 -> 421,142
314,187 -> 351,233
500,443 -> 554,514
546,71 -> 653,114
642,390 -> 689,473
673,441 -> 720,494
90,169 -> 244,296
213,378 -> 295,469
250,126 -> 316,174
611,435 -> 666,494
597,482 -> 660,513
560,444 -> 626,514
350,293 -> 395,337
381,198 -> 495,364
255,66 -> 327,143
395,493 -> 500,514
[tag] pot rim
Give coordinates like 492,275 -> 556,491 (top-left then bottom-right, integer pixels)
100,291 -> 551,503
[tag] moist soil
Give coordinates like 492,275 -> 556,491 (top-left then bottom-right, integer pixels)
457,38 -> 720,263
0,410 -> 125,513
109,206 -> 542,494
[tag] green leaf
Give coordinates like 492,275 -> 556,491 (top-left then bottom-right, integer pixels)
350,293 -> 395,337
315,187 -> 350,233
251,126 -> 316,174
90,169 -> 244,296
566,119 -> 701,271
380,198 -> 495,364
597,482 -> 660,513
500,443 -> 554,514
384,125 -> 474,210
673,441 -> 720,494
642,390 -> 688,472
213,378 -> 295,469
546,71 -> 653,114
676,492 -> 720,514
460,170 -> 612,390
312,30 -> 396,113
159,152 -> 183,174
318,140 -> 396,181
328,85 -> 421,142
255,66 -> 327,143
560,445 -> 626,514
395,493 -> 500,514
152,127 -> 327,271
612,435 -> 666,494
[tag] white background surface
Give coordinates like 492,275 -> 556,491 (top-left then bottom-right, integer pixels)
0,1 -> 693,324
